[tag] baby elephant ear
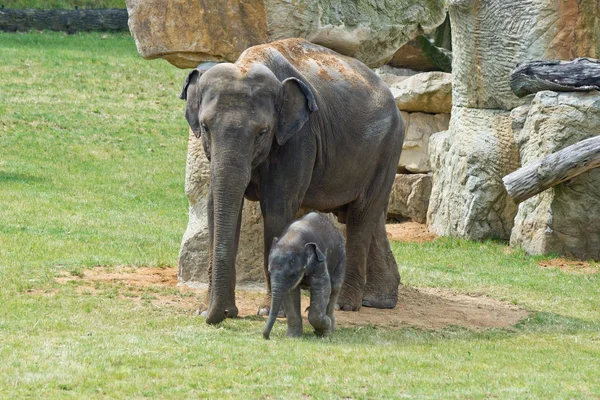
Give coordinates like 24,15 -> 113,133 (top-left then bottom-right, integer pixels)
271,237 -> 279,249
305,242 -> 325,263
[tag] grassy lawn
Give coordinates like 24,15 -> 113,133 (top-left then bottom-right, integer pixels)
1,31 -> 599,399
2,0 -> 125,9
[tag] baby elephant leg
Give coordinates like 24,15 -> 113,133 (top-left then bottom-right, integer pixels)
308,280 -> 332,337
283,286 -> 303,338
327,256 -> 346,333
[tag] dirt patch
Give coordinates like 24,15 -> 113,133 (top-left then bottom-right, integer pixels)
53,266 -> 528,330
386,222 -> 437,243
538,258 -> 599,275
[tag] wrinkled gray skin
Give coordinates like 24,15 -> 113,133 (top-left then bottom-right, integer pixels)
263,212 -> 345,340
180,38 -> 404,325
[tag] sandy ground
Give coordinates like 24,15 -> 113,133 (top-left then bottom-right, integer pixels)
386,222 -> 437,243
54,265 -> 529,331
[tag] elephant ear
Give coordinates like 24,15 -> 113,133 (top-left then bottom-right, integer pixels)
179,62 -> 219,138
304,242 -> 325,275
276,77 -> 318,146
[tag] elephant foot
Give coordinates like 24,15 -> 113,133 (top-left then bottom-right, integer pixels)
224,306 -> 239,318
335,297 -> 362,312
257,294 -> 285,317
286,326 -> 303,338
258,306 -> 286,317
361,292 -> 397,309
201,305 -> 239,324
362,275 -> 399,309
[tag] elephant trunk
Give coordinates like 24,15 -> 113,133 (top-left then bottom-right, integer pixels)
205,150 -> 250,325
263,289 -> 284,340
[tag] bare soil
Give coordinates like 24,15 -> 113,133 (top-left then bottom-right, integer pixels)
386,222 -> 437,243
538,258 -> 599,275
54,266 -> 528,331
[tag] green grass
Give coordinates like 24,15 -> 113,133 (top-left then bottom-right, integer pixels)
1,31 -> 599,399
2,0 -> 125,9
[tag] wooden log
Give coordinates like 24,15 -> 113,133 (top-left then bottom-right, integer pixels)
503,136 -> 600,203
510,58 -> 600,97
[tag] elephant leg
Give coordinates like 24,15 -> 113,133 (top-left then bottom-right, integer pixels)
199,189 -> 215,317
309,276 -> 332,336
223,198 -> 244,318
200,190 -> 240,318
327,256 -> 345,332
363,212 -> 400,309
337,202 -> 378,311
283,286 -> 303,338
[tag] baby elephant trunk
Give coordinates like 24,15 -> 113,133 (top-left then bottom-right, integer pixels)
263,291 -> 284,340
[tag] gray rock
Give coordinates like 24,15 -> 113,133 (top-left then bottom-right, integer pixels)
398,112 -> 450,173
510,91 -> 600,260
387,174 -> 432,224
372,66 -> 418,87
391,72 -> 452,114
448,0 -> 600,110
427,107 -> 520,240
126,0 -> 447,68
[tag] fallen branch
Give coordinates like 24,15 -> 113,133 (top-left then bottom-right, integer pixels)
503,136 -> 600,203
510,58 -> 600,97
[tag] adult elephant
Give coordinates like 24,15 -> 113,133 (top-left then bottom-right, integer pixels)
180,38 -> 404,325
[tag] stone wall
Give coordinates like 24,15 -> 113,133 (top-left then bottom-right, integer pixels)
510,91 -> 600,260
427,0 -> 600,241
0,8 -> 128,33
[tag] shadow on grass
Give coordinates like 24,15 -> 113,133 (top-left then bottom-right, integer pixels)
0,171 -> 44,184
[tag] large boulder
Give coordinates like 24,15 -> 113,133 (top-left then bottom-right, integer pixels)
398,111 -> 450,173
448,0 -> 600,110
510,91 -> 600,260
372,66 -> 418,87
126,0 -> 447,68
391,72 -> 452,114
427,108 -> 520,240
388,174 -> 432,224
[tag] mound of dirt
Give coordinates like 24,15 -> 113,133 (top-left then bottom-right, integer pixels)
54,266 -> 528,330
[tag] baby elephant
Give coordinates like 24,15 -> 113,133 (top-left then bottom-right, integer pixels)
263,212 -> 345,340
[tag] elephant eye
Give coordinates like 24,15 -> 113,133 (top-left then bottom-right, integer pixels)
257,128 -> 268,138
201,122 -> 209,134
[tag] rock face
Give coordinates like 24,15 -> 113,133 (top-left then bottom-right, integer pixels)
391,72 -> 452,114
388,39 -> 441,72
178,130 -> 265,285
388,174 -> 432,224
426,0 -> 600,242
427,108 -> 520,240
448,0 -> 600,110
398,112 -> 449,173
372,66 -> 418,87
126,0 -> 447,68
510,91 -> 600,260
